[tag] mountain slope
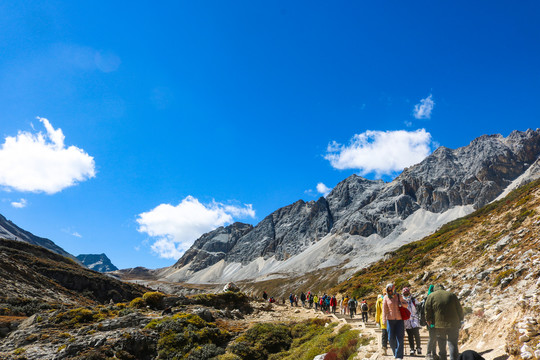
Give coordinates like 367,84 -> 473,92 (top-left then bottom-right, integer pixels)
329,178 -> 540,357
0,213 -> 75,260
0,238 -> 145,306
77,253 -> 119,272
163,129 -> 540,284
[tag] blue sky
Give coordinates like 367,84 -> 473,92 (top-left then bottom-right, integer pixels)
0,1 -> 538,269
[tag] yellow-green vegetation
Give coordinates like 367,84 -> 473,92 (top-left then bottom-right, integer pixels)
13,348 -> 26,355
331,178 -> 540,302
492,269 -> 515,287
146,313 -> 230,359
53,306 -> 118,327
224,319 -> 367,360
191,291 -> 252,313
129,297 -> 146,309
143,291 -> 165,308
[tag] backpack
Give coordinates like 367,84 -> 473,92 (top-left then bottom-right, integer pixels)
348,299 -> 356,309
361,302 -> 368,311
416,299 -> 426,326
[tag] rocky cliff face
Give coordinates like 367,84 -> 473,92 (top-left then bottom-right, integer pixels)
165,129 -> 540,283
77,253 -> 119,273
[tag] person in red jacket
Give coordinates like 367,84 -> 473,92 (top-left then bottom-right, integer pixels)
330,295 -> 337,314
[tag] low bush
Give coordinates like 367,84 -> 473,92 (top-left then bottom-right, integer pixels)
142,292 -> 165,309
229,323 -> 292,360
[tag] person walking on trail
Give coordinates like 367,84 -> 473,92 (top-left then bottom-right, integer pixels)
383,283 -> 408,360
314,294 -> 319,310
301,292 -> 306,307
262,291 -> 268,301
361,299 -> 369,323
343,295 -> 349,315
330,295 -> 337,314
308,292 -> 314,308
424,285 -> 437,360
425,284 -> 464,360
348,297 -> 357,318
376,294 -> 389,355
289,293 -> 294,307
402,287 -> 422,356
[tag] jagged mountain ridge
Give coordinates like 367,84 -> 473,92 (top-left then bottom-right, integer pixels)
163,129 -> 540,283
77,253 -> 119,272
0,213 -> 75,260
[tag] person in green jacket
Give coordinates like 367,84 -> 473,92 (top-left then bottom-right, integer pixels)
425,285 -> 464,360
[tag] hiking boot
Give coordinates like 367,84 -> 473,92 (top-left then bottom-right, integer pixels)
410,349 -> 416,356
416,348 -> 422,355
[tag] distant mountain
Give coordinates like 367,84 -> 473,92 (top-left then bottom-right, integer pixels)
77,253 -> 118,272
160,129 -> 540,284
0,213 -> 75,260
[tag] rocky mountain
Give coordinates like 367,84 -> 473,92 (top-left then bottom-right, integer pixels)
0,213 -> 75,260
76,253 -> 118,273
161,129 -> 540,284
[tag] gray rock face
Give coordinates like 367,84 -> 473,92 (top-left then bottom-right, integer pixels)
172,129 -> 540,280
76,253 -> 119,272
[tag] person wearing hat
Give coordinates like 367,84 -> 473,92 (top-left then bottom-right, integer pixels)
382,283 -> 408,360
402,287 -> 422,356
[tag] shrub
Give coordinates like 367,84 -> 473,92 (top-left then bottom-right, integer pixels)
142,292 -> 165,309
146,313 -> 230,359
129,297 -> 146,309
228,323 -> 292,360
54,308 -> 96,327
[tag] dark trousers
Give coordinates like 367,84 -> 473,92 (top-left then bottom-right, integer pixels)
362,311 -> 368,322
406,327 -> 421,351
387,320 -> 405,359
436,327 -> 459,360
427,326 -> 437,357
381,328 -> 388,349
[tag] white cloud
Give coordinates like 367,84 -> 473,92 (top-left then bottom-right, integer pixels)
413,94 -> 435,119
0,117 -> 96,194
11,198 -> 27,208
137,196 -> 256,259
324,129 -> 432,177
316,183 -> 332,196
72,232 -> 82,238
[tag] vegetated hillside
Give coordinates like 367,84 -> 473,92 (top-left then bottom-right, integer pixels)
0,238 -> 146,308
330,179 -> 540,356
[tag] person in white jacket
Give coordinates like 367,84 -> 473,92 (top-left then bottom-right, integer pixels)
402,287 -> 422,355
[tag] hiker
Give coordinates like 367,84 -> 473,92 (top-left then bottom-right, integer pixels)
383,283 -> 408,360
294,294 -> 299,307
376,294 -> 389,355
262,291 -> 268,301
309,292 -> 314,308
343,295 -> 349,315
348,297 -> 357,318
314,294 -> 319,310
325,295 -> 331,313
330,295 -> 337,313
402,287 -> 422,355
301,292 -> 306,307
425,284 -> 464,360
424,285 -> 437,360
289,293 -> 294,307
361,299 -> 369,323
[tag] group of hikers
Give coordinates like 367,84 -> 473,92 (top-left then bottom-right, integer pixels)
375,283 -> 464,360
262,282 -> 464,360
261,290 -> 370,321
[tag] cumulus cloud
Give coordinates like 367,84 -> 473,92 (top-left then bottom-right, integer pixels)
316,183 -> 332,196
11,198 -> 27,208
0,118 -> 96,194
324,129 -> 432,177
413,94 -> 435,119
137,196 -> 256,259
